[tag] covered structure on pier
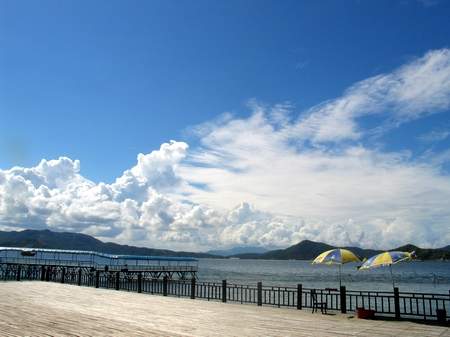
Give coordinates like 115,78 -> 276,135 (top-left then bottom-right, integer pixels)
0,247 -> 198,280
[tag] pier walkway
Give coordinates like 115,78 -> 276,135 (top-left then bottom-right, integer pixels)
0,282 -> 448,336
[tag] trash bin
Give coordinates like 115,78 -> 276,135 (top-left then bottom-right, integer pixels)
356,307 -> 375,319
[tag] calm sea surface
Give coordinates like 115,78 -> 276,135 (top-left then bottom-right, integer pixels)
197,259 -> 450,293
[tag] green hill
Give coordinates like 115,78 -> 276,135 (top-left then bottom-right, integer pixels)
0,229 -> 216,258
393,244 -> 450,260
0,229 -> 448,261
233,240 -> 449,261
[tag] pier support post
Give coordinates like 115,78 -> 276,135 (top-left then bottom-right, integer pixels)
115,272 -> 120,290
77,268 -> 82,286
61,267 -> 65,284
297,284 -> 302,310
45,267 -> 50,282
257,282 -> 262,306
394,287 -> 400,319
16,265 -> 21,281
41,265 -> 45,281
95,270 -> 100,288
190,278 -> 196,299
340,286 -> 347,313
163,276 -> 168,296
222,280 -> 227,303
138,272 -> 142,293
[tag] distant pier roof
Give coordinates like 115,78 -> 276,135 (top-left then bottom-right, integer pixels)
0,247 -> 198,262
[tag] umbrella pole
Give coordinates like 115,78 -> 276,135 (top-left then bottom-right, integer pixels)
389,264 -> 395,290
339,264 -> 342,288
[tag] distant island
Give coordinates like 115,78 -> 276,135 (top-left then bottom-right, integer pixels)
0,229 -> 448,261
207,246 -> 269,256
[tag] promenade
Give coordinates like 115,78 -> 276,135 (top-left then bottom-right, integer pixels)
0,282 -> 448,337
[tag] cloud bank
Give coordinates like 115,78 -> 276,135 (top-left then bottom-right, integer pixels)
1,49 -> 450,250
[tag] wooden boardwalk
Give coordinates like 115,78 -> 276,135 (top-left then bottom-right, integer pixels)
0,282 -> 448,337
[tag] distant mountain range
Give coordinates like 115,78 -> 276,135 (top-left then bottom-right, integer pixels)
207,246 -> 269,256
232,241 -> 450,261
0,229 -> 448,261
0,229 -> 215,258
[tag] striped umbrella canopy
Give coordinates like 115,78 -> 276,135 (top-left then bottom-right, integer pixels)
312,249 -> 361,265
359,251 -> 414,270
359,251 -> 415,289
312,249 -> 361,287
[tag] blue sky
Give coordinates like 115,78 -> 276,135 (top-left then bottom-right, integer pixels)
0,0 -> 449,250
2,0 -> 450,181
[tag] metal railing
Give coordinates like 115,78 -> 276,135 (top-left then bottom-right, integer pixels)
1,263 -> 448,323
0,258 -> 197,272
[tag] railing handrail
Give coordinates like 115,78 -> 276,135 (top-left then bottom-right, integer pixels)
0,258 -> 198,272
1,262 -> 448,322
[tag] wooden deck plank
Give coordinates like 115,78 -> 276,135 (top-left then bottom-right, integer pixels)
0,282 -> 448,337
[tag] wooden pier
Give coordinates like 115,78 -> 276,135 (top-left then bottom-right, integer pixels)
0,282 -> 448,336
1,260 -> 449,322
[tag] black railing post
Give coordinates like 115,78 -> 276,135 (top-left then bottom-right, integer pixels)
61,267 -> 66,284
340,286 -> 347,313
190,278 -> 196,299
277,287 -> 280,308
115,272 -> 120,290
16,265 -> 21,281
394,287 -> 400,319
138,272 -> 142,293
297,284 -> 302,310
77,268 -> 82,286
41,265 -> 45,281
95,270 -> 100,288
436,308 -> 447,324
257,282 -> 262,306
163,276 -> 168,296
222,280 -> 227,303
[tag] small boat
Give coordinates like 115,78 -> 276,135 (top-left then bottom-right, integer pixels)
21,250 -> 36,257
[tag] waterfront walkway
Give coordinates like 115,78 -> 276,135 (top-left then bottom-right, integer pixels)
0,282 -> 448,337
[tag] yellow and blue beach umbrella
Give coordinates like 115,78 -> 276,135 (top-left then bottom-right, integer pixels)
313,249 -> 361,265
359,251 -> 414,289
359,251 -> 414,270
312,249 -> 361,287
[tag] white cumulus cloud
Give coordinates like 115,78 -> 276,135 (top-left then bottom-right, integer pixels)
1,49 -> 450,250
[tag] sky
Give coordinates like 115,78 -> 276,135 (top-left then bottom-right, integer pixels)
0,0 -> 450,251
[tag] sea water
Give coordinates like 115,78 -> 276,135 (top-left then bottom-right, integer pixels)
197,259 -> 450,293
